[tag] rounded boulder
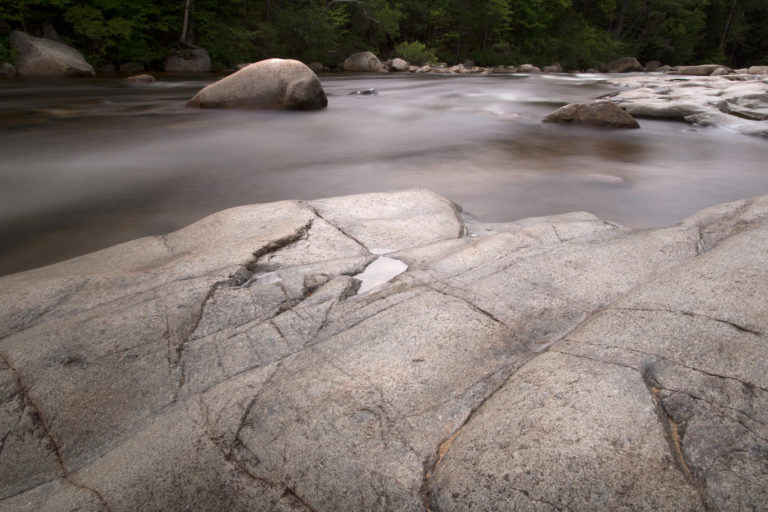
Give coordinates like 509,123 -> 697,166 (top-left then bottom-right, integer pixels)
10,30 -> 94,77
165,47 -> 211,73
343,51 -> 383,72
608,56 -> 643,73
543,102 -> 640,129
0,62 -> 16,78
187,58 -> 328,111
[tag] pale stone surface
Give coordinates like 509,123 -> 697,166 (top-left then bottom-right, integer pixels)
390,58 -> 409,71
343,51 -> 383,72
187,59 -> 327,111
608,74 -> 768,135
519,63 -> 541,73
1,189 -> 767,511
10,31 -> 94,77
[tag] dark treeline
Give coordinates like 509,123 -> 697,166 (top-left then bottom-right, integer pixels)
1,0 -> 767,71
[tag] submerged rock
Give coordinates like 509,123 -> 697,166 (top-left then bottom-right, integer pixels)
1,189 -> 767,511
10,31 -> 94,77
124,74 -> 155,83
543,101 -> 640,129
348,88 -> 378,96
343,51 -> 383,72
187,58 -> 327,111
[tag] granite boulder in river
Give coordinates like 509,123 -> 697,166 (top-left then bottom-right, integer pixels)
0,189 -> 766,511
187,58 -> 327,111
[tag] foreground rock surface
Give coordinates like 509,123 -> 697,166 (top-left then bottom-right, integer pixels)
9,31 -> 94,77
187,59 -> 327,111
608,74 -> 768,136
1,189 -> 767,511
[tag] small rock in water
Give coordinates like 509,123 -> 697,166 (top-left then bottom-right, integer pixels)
349,88 -> 379,96
124,74 -> 155,83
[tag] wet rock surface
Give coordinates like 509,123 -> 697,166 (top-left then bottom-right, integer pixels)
608,74 -> 768,136
1,189 -> 767,511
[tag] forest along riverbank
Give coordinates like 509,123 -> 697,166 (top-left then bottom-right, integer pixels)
1,72 -> 768,276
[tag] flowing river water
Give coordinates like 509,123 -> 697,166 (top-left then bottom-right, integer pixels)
1,72 -> 767,276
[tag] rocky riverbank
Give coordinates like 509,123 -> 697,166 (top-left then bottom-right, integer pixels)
605,74 -> 768,136
1,189 -> 766,511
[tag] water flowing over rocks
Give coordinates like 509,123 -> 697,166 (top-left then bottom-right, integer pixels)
608,74 -> 768,136
9,31 -> 94,77
1,188 -> 767,511
187,59 -> 327,111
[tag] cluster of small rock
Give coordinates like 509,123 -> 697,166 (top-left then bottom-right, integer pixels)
3,33 -> 767,81
0,31 -> 212,80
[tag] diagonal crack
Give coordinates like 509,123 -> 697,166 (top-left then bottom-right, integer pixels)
608,306 -> 766,338
302,202 -> 370,252
420,360 -> 536,511
0,350 -> 113,511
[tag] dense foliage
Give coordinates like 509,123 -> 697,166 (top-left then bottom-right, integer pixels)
0,0 -> 766,70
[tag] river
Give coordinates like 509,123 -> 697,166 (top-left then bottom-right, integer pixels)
1,72 -> 767,276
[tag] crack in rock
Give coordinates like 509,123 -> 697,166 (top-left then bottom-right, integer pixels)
0,350 -> 113,511
608,306 -> 765,338
420,361 -> 536,511
302,202 -> 370,253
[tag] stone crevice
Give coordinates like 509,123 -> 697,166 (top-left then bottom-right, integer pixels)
199,403 -> 316,512
565,339 -> 768,409
0,395 -> 24,457
4,278 -> 89,340
302,202 -> 370,252
0,350 -> 114,511
608,306 -> 765,338
421,361 -> 539,511
421,283 -> 519,340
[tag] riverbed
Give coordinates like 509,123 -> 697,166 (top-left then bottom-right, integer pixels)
1,72 -> 767,275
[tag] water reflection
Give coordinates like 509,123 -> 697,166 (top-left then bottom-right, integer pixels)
0,73 -> 767,275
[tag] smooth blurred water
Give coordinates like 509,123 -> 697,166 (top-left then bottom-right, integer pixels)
1,72 -> 767,276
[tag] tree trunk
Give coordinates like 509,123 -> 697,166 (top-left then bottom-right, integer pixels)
614,0 -> 630,39
720,0 -> 738,53
181,0 -> 193,45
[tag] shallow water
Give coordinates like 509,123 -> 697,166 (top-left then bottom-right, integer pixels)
1,72 -> 767,276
